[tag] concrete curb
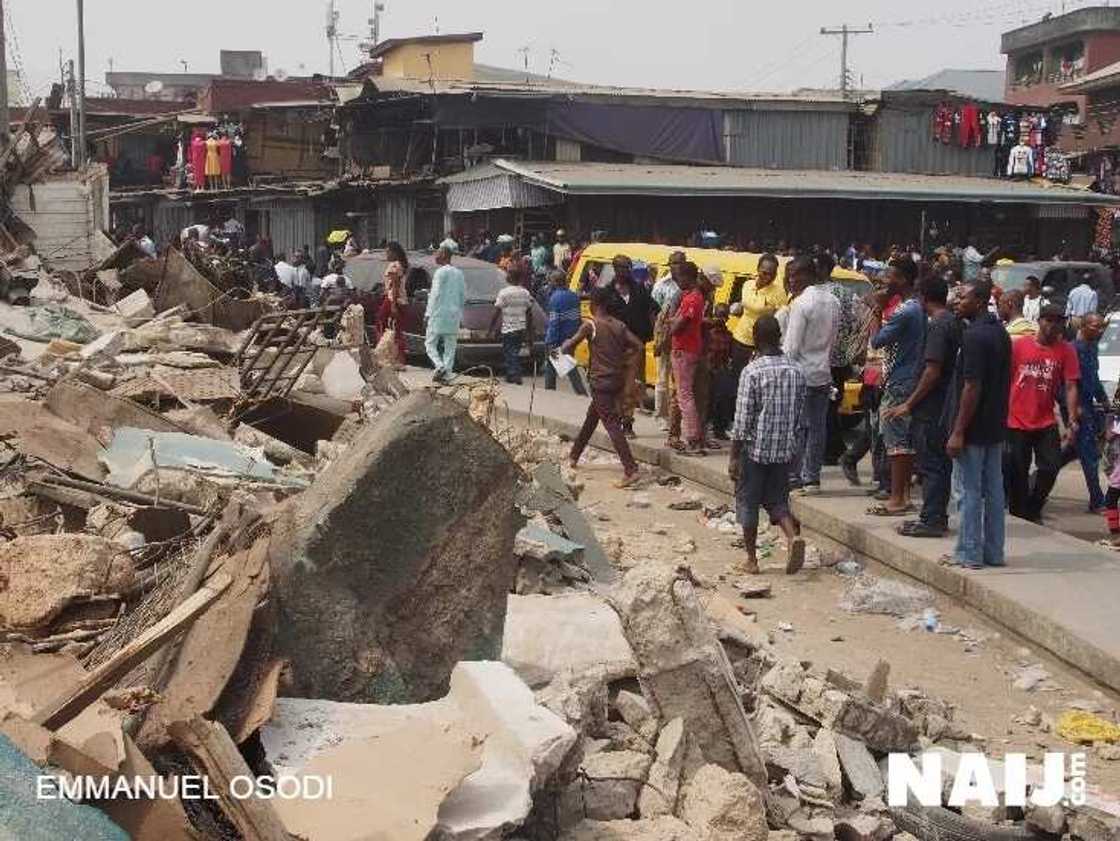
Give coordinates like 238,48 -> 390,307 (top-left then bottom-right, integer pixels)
501,402 -> 1120,695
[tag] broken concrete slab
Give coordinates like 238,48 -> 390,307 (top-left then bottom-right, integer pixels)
559,816 -> 700,841
576,749 -> 652,821
609,565 -> 768,790
270,392 -> 523,703
811,727 -> 844,798
834,811 -> 895,841
503,593 -> 637,690
831,695 -> 918,753
679,763 -> 768,841
261,661 -> 575,841
764,746 -> 830,791
524,463 -> 615,584
45,380 -> 185,436
114,288 -> 154,324
78,329 -> 125,362
0,400 -> 105,481
0,535 -> 134,630
516,524 -> 585,564
615,689 -> 657,742
639,717 -> 687,818
833,733 -> 884,800
110,367 -> 241,405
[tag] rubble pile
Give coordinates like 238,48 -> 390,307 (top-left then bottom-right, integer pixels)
0,222 -> 1117,838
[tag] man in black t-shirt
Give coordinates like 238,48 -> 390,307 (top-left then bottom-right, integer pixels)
883,275 -> 960,537
945,279 -> 1012,569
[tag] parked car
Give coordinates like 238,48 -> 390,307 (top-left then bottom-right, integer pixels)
1097,311 -> 1120,402
343,251 -> 546,371
991,261 -> 1114,314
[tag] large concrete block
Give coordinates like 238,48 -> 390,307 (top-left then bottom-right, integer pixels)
269,391 -> 524,703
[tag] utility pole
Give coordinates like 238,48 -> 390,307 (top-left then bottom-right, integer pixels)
819,23 -> 873,99
0,0 -> 9,149
326,0 -> 339,77
371,2 -> 385,48
76,0 -> 87,167
67,60 -> 78,165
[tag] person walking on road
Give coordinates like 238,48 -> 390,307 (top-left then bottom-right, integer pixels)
544,269 -> 587,395
670,262 -> 708,456
883,275 -> 960,537
562,287 -> 643,487
1005,304 -> 1080,523
425,245 -> 467,384
1061,313 -> 1107,512
652,251 -> 685,425
783,256 -> 840,493
607,255 -> 658,437
868,257 -> 926,515
728,314 -> 807,576
491,265 -> 535,385
945,279 -> 1011,569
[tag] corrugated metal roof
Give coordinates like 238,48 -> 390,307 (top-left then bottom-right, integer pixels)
886,69 -> 1007,103
488,159 -> 1120,205
1061,59 -> 1120,92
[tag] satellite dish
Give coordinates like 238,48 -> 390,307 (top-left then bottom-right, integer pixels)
144,80 -> 164,94
252,67 -> 267,81
273,68 -> 289,82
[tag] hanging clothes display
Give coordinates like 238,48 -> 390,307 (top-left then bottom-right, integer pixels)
189,130 -> 207,191
1096,208 -> 1114,250
204,134 -> 221,188
1043,148 -> 1070,183
1007,143 -> 1034,177
959,103 -> 981,147
218,133 -> 233,189
986,111 -> 1001,146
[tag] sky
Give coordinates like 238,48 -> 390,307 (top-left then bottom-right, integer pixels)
3,0 -> 1092,102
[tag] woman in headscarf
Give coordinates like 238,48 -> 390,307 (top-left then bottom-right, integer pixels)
377,241 -> 409,362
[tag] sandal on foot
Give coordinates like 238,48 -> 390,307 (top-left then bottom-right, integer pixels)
866,503 -> 914,517
614,472 -> 641,489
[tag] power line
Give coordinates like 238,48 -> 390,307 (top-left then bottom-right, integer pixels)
820,24 -> 873,99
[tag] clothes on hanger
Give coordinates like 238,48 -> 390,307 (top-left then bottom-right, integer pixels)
1007,142 -> 1034,177
959,103 -> 981,147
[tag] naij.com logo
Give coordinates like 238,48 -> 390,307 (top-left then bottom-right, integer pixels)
887,752 -> 1087,808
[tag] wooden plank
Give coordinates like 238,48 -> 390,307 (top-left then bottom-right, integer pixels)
30,572 -> 232,730
168,715 -> 291,841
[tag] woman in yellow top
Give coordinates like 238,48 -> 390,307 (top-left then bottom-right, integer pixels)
204,133 -> 222,190
731,253 -> 787,366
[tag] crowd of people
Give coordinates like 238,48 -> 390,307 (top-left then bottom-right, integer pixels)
558,242 -> 1116,576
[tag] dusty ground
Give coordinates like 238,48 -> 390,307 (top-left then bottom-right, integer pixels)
558,445 -> 1120,800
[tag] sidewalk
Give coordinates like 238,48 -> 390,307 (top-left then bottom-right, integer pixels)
401,366 -> 1120,696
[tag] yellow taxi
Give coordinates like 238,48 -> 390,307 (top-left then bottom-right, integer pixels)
567,243 -> 869,415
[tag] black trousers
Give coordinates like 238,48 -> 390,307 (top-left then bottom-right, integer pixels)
1005,426 -> 1062,522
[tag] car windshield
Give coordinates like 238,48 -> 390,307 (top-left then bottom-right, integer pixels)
1100,319 -> 1120,358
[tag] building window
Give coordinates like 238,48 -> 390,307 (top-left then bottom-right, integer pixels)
1049,41 -> 1085,83
1013,50 -> 1043,87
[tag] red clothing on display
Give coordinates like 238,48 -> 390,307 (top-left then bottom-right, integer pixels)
672,289 -> 705,355
218,136 -> 233,176
959,104 -> 981,147
1008,337 -> 1079,430
189,134 -> 206,188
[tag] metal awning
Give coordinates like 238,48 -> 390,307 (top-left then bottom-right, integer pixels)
480,158 -> 1120,206
438,163 -> 562,213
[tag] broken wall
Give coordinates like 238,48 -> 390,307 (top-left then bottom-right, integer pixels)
9,166 -> 110,271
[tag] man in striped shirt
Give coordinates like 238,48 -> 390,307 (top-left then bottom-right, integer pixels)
728,314 -> 807,575
544,270 -> 587,395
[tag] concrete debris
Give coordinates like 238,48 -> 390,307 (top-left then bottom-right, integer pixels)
261,661 -> 575,841
574,749 -> 653,820
679,763 -> 768,841
560,816 -> 700,841
270,391 -> 523,703
639,717 -> 687,817
113,288 -> 155,324
608,564 -> 768,789
839,575 -> 934,618
1025,803 -> 1067,835
502,593 -> 637,689
1012,663 -> 1059,692
516,523 -> 586,564
614,689 -> 657,741
835,812 -> 895,841
787,809 -> 836,841
833,732 -> 885,800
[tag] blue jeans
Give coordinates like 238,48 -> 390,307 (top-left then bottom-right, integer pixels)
502,330 -> 525,383
954,443 -> 1006,568
794,385 -> 831,486
913,416 -> 952,529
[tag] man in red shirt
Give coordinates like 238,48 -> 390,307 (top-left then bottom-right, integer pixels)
1005,304 -> 1081,522
670,262 -> 706,455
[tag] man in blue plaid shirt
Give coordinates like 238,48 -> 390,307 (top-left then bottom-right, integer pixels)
728,314 -> 807,575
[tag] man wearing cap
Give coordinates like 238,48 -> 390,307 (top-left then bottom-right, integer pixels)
651,251 -> 686,428
1005,303 -> 1081,523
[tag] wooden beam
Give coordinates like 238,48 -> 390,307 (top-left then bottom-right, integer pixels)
168,715 -> 291,841
31,572 -> 232,731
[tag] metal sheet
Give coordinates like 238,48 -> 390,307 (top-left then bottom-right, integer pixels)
872,107 -> 995,177
256,199 -> 317,259
153,203 -> 195,248
445,172 -> 561,212
724,110 -> 849,170
376,192 -> 416,249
